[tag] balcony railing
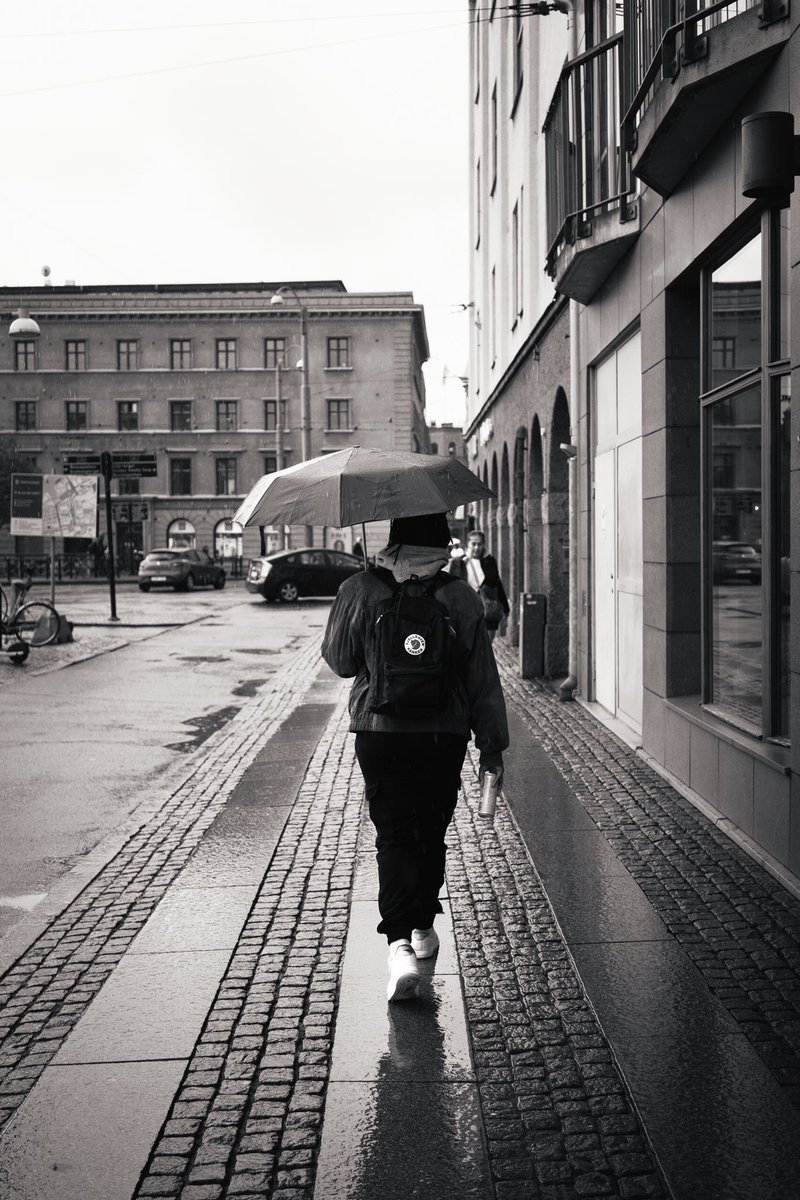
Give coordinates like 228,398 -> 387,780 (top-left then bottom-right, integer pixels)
544,33 -> 635,279
622,0 -> 773,151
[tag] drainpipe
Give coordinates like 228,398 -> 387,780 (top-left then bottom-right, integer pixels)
559,0 -> 580,702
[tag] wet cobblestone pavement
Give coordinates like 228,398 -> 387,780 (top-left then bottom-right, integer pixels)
2,629 -> 800,1198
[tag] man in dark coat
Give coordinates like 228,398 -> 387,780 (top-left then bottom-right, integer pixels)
321,512 -> 509,1002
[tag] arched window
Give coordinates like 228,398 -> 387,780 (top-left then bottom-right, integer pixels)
214,518 -> 243,562
167,518 -> 196,549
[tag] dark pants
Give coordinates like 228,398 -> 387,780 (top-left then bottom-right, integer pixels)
354,731 -> 468,944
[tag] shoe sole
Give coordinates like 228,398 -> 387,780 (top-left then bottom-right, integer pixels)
388,971 -> 419,1002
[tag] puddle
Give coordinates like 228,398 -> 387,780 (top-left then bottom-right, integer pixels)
166,705 -> 241,752
173,655 -> 230,663
235,648 -> 280,655
232,679 -> 268,698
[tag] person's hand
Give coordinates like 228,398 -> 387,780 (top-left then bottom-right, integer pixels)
479,752 -> 504,794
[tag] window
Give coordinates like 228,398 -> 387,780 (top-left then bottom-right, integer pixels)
118,477 -> 140,495
170,459 -> 192,496
216,457 -> 238,495
327,337 -> 350,368
512,194 -> 523,320
15,341 -> 36,371
170,339 -> 192,369
65,340 -> 87,370
117,401 -> 139,431
475,159 -> 482,249
513,5 -> 524,109
15,401 -> 36,431
171,401 -> 192,432
117,340 -> 138,370
326,399 -> 350,430
702,217 -> 791,740
264,399 -> 288,431
216,339 -> 237,370
264,338 -> 286,369
65,401 -> 87,431
491,82 -> 498,194
216,400 -> 238,431
264,452 -> 289,474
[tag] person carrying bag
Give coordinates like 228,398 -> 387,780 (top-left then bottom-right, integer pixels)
463,529 -> 509,641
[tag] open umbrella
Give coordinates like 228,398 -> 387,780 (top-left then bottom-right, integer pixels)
233,446 -> 494,531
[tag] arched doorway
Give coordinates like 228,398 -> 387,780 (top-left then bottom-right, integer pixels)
509,429 -> 527,644
489,454 -> 499,557
545,390 -> 571,677
214,518 -> 244,576
529,417 -> 545,591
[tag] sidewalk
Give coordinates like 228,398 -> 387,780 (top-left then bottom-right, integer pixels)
1,632 -> 799,1199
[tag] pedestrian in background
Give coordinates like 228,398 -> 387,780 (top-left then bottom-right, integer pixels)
322,512 -> 509,1002
463,529 -> 509,642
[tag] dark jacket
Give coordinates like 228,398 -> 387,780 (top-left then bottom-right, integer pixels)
451,553 -> 510,626
321,567 -> 509,756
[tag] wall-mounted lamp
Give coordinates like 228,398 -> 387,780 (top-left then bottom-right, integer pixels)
9,307 -> 40,339
741,111 -> 800,205
560,443 -> 577,459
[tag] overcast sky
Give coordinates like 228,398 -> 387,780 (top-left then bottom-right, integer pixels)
0,2 -> 471,423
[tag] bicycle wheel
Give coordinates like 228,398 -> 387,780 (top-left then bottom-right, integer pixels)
14,601 -> 60,646
0,586 -> 7,625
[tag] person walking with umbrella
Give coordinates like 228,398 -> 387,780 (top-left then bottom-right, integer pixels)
321,512 -> 509,1002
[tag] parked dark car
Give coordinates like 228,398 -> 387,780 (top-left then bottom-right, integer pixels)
138,549 -> 226,592
246,548 -> 363,602
712,541 -> 761,584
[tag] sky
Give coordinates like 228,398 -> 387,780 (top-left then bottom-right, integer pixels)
0,2 -> 472,424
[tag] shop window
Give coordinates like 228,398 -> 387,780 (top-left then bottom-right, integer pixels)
702,217 -> 791,741
167,518 -> 195,549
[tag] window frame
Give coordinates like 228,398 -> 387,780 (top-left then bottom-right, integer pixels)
170,339 -> 192,370
326,398 -> 351,431
117,400 -> 139,432
215,399 -> 238,432
14,400 -> 36,431
170,457 -> 193,497
170,400 -> 193,432
65,400 -> 88,431
264,337 -> 287,369
215,456 -> 238,496
14,341 -> 36,371
326,337 -> 351,369
116,339 -> 139,370
215,338 -> 238,370
65,339 -> 87,371
264,399 -> 288,432
700,209 -> 791,743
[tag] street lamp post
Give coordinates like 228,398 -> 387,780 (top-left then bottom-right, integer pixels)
270,287 -> 311,462
270,286 -> 312,544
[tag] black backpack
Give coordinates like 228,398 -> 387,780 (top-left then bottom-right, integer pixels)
366,567 -> 457,717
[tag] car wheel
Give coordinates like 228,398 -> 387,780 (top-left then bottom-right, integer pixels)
213,574 -> 225,589
278,580 -> 299,603
184,573 -> 195,592
138,582 -> 151,592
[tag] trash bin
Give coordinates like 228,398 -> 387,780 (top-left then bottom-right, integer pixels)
519,593 -> 546,679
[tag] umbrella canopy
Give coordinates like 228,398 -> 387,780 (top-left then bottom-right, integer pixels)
233,446 -> 494,529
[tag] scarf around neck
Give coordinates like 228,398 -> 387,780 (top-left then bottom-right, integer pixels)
375,542 -> 450,583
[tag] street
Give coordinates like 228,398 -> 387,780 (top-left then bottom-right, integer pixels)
0,583 -> 330,948
1,591 -> 800,1199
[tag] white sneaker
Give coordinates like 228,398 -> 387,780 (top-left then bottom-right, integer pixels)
387,940 -> 419,1002
411,927 -> 440,959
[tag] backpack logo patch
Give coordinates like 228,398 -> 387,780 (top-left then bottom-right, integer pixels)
404,633 -> 426,656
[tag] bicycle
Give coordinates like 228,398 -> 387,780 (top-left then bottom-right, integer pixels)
1,577 -> 60,663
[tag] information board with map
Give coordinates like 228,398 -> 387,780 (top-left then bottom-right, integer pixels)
11,473 -> 98,538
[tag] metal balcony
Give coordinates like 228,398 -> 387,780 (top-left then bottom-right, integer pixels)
544,34 -> 640,305
622,0 -> 791,196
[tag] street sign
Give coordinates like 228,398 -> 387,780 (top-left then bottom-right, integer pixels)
111,500 -> 150,523
112,453 -> 158,478
63,454 -> 102,476
63,452 -> 157,478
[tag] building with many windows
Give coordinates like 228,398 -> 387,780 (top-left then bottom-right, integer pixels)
468,1 -> 798,887
1,281 -> 430,569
